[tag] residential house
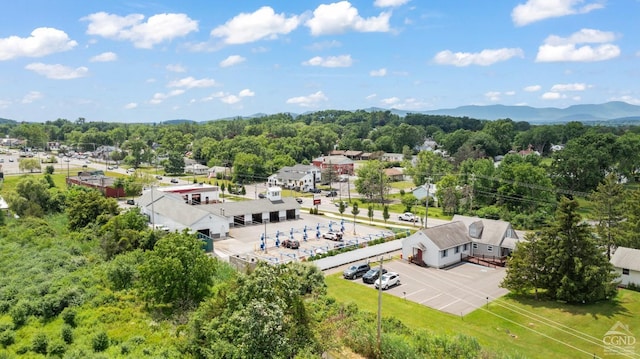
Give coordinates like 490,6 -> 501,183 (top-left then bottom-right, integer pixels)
610,247 -> 640,287
380,152 -> 404,162
412,183 -> 437,202
267,164 -> 321,191
343,150 -> 364,160
401,221 -> 472,268
416,138 -> 439,152
311,155 -> 354,176
452,215 -> 521,258
383,167 -> 404,182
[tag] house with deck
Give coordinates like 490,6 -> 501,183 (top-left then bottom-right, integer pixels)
401,221 -> 472,268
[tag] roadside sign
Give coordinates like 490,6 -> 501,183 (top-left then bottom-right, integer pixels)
313,198 -> 321,205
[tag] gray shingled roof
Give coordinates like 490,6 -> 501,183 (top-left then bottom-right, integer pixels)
203,197 -> 300,217
611,247 -> 640,272
138,189 -> 212,226
452,214 -> 515,246
423,221 -> 472,250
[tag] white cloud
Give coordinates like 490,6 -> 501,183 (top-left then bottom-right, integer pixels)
286,91 -> 328,107
0,100 -> 10,109
167,76 -> 217,89
609,95 -> 640,105
22,91 -> 43,104
433,48 -> 524,66
505,91 -> 516,96
166,64 -> 186,72
550,83 -> 589,91
219,55 -> 246,67
303,55 -> 353,67
306,40 -> 342,51
0,27 -> 77,61
485,91 -> 501,101
90,51 -> 117,62
83,12 -> 198,49
149,89 -> 185,104
536,29 -> 620,62
381,97 -> 400,105
25,63 -> 88,79
524,85 -> 541,92
239,89 -> 255,97
221,95 -> 240,104
124,102 -> 138,109
512,0 -> 604,26
374,0 -> 410,7
370,68 -> 387,77
211,6 -> 299,44
306,2 -> 391,35
366,94 -> 377,100
541,92 -> 566,100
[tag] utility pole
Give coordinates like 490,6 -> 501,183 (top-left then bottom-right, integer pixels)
376,257 -> 383,355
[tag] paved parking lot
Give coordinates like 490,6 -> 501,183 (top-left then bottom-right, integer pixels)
337,260 -> 508,316
214,212 -> 396,264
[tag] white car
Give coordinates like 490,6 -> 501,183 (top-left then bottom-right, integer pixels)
374,272 -> 400,290
398,212 -> 416,222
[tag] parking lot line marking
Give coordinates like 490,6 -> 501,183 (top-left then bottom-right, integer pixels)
420,293 -> 443,304
438,298 -> 462,311
405,288 -> 425,297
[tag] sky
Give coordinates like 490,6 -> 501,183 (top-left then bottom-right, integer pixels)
0,0 -> 639,123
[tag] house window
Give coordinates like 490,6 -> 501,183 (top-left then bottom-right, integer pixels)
472,243 -> 478,249
441,249 -> 448,258
463,243 -> 468,251
487,246 -> 493,252
623,268 -> 630,275
455,246 -> 460,254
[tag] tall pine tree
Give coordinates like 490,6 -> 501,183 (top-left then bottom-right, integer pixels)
590,173 -> 625,259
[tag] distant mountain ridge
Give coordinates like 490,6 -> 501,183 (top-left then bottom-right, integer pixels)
391,101 -> 640,124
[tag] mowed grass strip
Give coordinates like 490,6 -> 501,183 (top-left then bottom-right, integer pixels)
326,274 -> 640,358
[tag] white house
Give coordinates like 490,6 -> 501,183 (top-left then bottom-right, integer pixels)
267,164 -> 321,191
401,221 -> 472,268
452,215 -> 521,258
610,247 -> 640,287
137,188 -> 229,239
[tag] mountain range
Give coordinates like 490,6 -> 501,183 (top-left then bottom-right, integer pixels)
383,101 -> 640,124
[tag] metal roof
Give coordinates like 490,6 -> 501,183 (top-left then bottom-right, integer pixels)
611,247 -> 640,272
313,239 -> 402,271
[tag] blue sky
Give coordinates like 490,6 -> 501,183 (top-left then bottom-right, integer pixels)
1,0 -> 638,123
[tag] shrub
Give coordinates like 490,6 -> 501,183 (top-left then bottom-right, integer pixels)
9,300 -> 30,327
92,331 -> 110,352
48,340 -> 66,357
0,329 -> 15,348
61,324 -> 74,344
61,307 -> 76,327
31,332 -> 49,355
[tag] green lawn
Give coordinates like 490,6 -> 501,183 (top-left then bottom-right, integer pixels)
326,274 -> 640,358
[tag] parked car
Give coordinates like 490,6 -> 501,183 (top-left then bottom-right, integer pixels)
323,231 -> 343,241
398,212 -> 417,222
343,263 -> 371,280
258,193 -> 266,199
126,199 -> 135,205
170,178 -> 179,183
155,175 -> 163,180
325,190 -> 338,197
362,267 -> 388,284
334,201 -> 348,208
295,197 -> 303,204
281,239 -> 300,249
308,188 -> 321,193
374,272 -> 401,290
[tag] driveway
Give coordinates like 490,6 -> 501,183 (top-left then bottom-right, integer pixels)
341,260 -> 508,316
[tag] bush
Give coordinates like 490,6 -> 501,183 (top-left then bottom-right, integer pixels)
61,307 -> 76,327
92,331 -> 110,352
31,332 -> 49,355
61,324 -> 73,344
48,339 -> 66,356
0,329 -> 15,348
9,300 -> 30,327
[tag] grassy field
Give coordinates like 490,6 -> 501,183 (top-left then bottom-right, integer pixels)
326,274 -> 640,358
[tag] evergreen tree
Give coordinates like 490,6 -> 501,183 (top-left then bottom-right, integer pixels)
620,188 -> 640,249
590,173 -> 625,259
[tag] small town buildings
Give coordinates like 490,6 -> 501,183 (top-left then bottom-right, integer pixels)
157,182 -> 220,204
380,153 -> 404,162
267,164 -> 321,191
610,247 -> 640,287
311,155 -> 354,176
401,221 -> 472,268
66,172 -> 126,198
452,215 -> 521,258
